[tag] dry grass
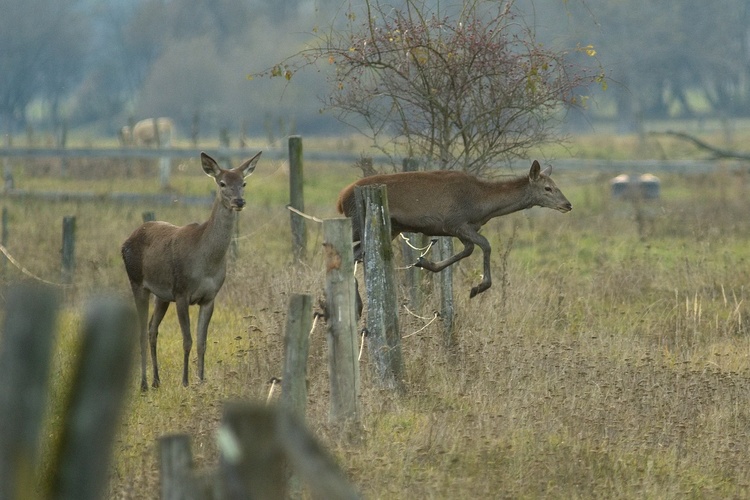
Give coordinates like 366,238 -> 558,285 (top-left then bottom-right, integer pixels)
3,134 -> 750,498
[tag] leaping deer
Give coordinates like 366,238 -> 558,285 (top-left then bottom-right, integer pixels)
122,151 -> 261,390
336,160 -> 572,298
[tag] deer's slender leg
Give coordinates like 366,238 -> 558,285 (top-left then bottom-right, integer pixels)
414,240 -> 475,272
175,297 -> 193,387
469,232 -> 493,298
149,297 -> 170,388
413,224 -> 483,272
413,226 -> 493,298
195,301 -> 215,382
131,286 -> 151,391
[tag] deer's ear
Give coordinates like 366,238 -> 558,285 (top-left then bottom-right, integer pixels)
237,151 -> 262,178
201,152 -> 222,178
529,160 -> 541,181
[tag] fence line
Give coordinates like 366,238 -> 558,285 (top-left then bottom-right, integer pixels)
0,145 -> 730,173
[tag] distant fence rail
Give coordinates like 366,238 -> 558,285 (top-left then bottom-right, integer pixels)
0,146 -> 371,164
0,146 -> 737,174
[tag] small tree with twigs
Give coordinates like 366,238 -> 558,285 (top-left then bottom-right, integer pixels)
256,0 -> 604,175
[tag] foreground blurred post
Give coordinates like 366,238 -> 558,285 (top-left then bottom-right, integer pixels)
218,402 -> 360,500
323,218 -> 361,427
355,184 -> 404,393
0,285 -> 59,500
159,434 -> 196,500
48,297 -> 137,500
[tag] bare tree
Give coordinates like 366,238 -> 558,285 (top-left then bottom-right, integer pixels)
258,0 -> 604,174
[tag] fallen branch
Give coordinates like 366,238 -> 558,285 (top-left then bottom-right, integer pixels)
651,130 -> 750,161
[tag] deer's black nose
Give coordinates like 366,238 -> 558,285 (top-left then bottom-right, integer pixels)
234,198 -> 246,209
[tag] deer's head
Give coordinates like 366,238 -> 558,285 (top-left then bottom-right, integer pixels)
201,151 -> 262,211
528,160 -> 572,213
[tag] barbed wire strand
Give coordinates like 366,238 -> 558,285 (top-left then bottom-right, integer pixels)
0,243 -> 73,288
286,205 -> 324,223
402,312 -> 440,339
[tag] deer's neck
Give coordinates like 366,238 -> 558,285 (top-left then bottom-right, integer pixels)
480,177 -> 532,220
199,198 -> 236,261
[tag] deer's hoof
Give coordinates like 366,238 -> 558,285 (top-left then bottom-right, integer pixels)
470,283 -> 491,298
414,256 -> 431,270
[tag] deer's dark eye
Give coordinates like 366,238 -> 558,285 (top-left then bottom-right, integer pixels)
219,181 -> 226,187
545,186 -> 553,192
242,182 -> 247,187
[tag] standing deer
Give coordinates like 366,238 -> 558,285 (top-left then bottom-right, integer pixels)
336,160 -> 572,298
122,151 -> 261,390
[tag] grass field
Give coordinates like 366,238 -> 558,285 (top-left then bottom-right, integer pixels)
3,129 -> 750,498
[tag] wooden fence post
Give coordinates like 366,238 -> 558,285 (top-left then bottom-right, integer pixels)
436,237 -> 456,346
1,206 -> 8,277
400,158 -> 424,311
0,284 -> 59,500
159,434 -> 195,500
355,185 -> 404,393
219,402 -> 287,500
281,294 -> 312,422
59,121 -> 68,177
323,218 -> 361,426
48,297 -> 136,500
61,215 -> 76,284
217,402 -> 360,500
158,144 -> 171,190
288,135 -> 307,262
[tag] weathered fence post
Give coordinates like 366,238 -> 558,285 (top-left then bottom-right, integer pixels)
159,434 -> 195,500
48,297 -> 136,500
400,158 -> 424,311
0,284 -> 59,500
281,293 -> 312,422
435,237 -> 456,346
355,184 -> 404,392
323,218 -> 361,426
61,215 -> 76,284
289,135 -> 307,262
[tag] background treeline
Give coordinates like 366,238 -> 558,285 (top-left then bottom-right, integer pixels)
2,0 -> 749,140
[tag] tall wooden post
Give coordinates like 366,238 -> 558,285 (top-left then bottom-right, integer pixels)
288,135 -> 307,262
323,218 -> 361,426
355,185 -> 404,393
